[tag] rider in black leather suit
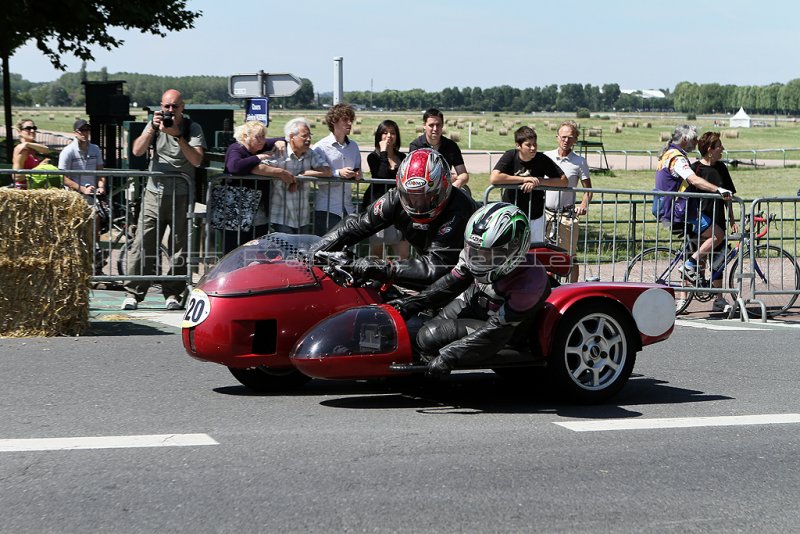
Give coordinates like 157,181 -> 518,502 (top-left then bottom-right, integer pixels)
311,148 -> 477,291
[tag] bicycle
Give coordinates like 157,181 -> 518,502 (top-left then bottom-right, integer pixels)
624,213 -> 800,318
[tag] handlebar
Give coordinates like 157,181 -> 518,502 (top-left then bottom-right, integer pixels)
313,250 -> 356,287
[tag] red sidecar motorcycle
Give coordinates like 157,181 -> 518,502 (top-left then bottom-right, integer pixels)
182,234 -> 675,403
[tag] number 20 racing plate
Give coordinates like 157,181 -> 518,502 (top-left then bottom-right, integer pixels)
182,288 -> 211,328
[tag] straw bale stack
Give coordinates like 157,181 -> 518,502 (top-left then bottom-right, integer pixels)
0,189 -> 93,337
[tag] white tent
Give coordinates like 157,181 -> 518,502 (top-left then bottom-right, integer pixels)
730,107 -> 751,128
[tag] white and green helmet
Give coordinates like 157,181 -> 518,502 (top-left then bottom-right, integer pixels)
463,202 -> 530,283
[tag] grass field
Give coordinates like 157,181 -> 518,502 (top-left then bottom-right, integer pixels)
5,106 -> 799,200
6,106 -> 800,154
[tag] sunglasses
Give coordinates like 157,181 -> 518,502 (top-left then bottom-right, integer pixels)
77,127 -> 91,133
22,126 -> 38,132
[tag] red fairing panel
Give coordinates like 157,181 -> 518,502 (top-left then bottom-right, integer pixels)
290,305 -> 414,379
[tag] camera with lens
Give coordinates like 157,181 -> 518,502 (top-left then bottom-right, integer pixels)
160,111 -> 175,128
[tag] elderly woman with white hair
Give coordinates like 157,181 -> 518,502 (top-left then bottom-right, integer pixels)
221,121 -> 288,253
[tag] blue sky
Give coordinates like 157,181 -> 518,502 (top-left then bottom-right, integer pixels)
9,0 -> 800,93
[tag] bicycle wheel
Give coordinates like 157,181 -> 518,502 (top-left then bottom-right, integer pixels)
625,246 -> 693,315
729,244 -> 800,318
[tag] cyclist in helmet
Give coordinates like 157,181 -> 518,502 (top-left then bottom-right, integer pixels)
390,202 -> 551,377
310,148 -> 477,290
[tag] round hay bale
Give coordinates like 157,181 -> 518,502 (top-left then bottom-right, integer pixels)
499,128 -> 508,136
644,122 -> 652,128
613,126 -> 623,134
723,129 -> 740,139
406,119 -> 415,125
352,127 -> 361,135
415,126 -> 424,134
0,190 -> 93,337
450,132 -> 461,143
485,124 -> 494,132
355,118 -> 362,125
660,131 -> 671,141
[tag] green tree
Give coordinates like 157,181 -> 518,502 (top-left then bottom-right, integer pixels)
1,0 -> 202,162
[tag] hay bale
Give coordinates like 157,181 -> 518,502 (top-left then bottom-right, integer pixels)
587,128 -> 602,137
485,124 -> 494,132
355,118 -> 362,125
723,129 -> 740,139
450,132 -> 461,143
406,119 -> 415,125
612,126 -> 623,134
415,126 -> 424,133
499,128 -> 508,136
0,190 -> 93,337
644,122 -> 652,128
352,127 -> 361,135
660,131 -> 671,141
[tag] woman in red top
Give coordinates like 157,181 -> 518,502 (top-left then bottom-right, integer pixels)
12,119 -> 50,189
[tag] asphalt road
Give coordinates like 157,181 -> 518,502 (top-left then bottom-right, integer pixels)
1,315 -> 799,533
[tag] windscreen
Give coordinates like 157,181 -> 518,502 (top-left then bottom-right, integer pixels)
198,233 -> 322,296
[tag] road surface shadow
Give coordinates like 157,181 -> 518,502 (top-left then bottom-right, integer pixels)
302,371 -> 734,417
87,320 -> 174,337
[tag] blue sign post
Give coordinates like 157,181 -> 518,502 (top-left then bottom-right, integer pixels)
245,97 -> 269,126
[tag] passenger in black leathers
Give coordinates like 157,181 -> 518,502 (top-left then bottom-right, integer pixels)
311,148 -> 477,291
311,186 -> 477,290
391,202 -> 550,377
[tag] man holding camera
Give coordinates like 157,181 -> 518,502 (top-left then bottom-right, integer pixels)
122,89 -> 207,311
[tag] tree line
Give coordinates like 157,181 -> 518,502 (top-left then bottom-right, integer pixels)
3,69 -> 800,115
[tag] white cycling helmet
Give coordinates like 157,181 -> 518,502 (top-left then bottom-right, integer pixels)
396,148 -> 452,223
464,202 -> 530,283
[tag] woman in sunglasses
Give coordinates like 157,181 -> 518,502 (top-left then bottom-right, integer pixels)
12,119 -> 51,189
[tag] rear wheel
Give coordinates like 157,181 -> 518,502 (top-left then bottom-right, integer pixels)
729,244 -> 800,318
228,366 -> 311,392
625,246 -> 692,315
547,303 -> 637,404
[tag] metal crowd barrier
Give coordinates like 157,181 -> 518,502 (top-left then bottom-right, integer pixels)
743,197 -> 800,320
481,183 -> 800,320
202,173 -> 395,266
1,168 -> 195,289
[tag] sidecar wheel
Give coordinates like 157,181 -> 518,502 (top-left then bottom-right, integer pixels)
548,303 -> 637,404
228,366 -> 311,392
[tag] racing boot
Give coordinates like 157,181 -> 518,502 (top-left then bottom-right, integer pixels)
425,354 -> 455,378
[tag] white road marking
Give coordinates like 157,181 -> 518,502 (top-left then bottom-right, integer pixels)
0,433 -> 218,452
555,414 -> 800,432
676,319 -> 800,331
129,311 -> 184,328
675,320 -> 758,331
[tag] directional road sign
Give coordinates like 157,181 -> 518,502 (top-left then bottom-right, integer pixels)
228,72 -> 302,98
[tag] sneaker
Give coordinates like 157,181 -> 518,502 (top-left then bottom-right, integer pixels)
165,296 -> 183,310
679,261 -> 698,282
121,297 -> 138,310
675,298 -> 687,313
712,297 -> 731,314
